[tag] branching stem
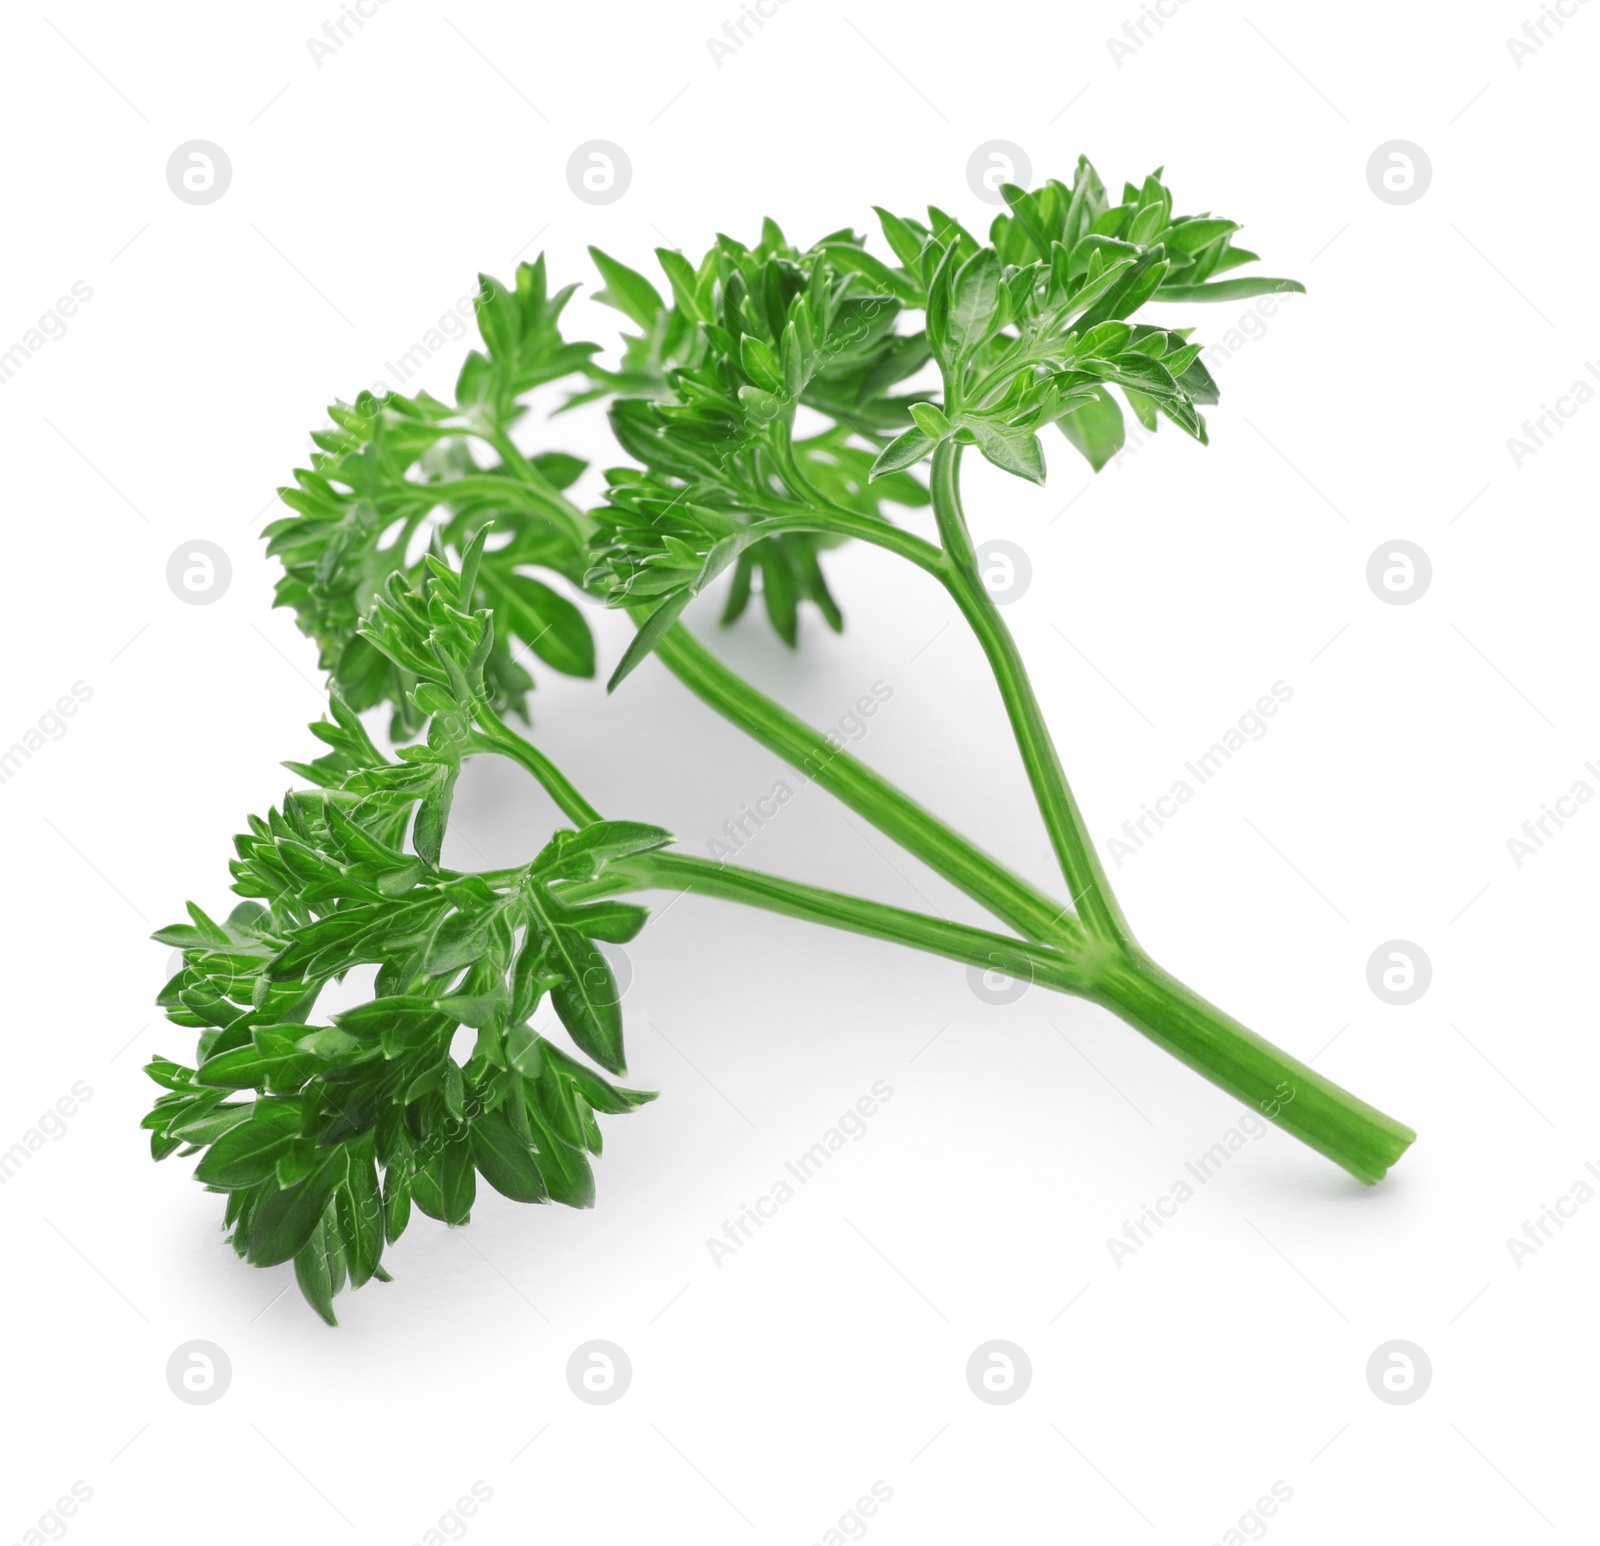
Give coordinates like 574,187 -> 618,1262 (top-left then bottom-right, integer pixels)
927,439 -> 1130,945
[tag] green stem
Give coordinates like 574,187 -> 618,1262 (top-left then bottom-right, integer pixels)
470,713 -> 1078,982
766,437 -> 947,579
578,850 -> 1085,992
929,439 -> 1130,946
570,850 -> 1414,1185
472,664 -> 1074,954
756,506 -> 945,579
653,623 -> 1080,946
472,536 -> 1415,1183
471,697 -> 1072,958
471,706 -> 600,827
1082,947 -> 1416,1184
483,426 -> 591,547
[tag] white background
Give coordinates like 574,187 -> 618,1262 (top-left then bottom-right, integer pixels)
1,1 -> 1596,1541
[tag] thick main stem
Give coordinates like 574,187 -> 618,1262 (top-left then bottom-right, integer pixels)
929,440 -> 1131,946
1083,947 -> 1416,1184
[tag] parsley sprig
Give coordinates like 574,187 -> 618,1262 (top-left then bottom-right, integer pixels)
148,160 -> 1412,1324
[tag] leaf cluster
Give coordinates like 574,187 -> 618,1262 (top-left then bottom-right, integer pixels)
582,159 -> 1303,684
143,560 -> 661,1324
263,258 -> 599,739
264,162 -> 1304,734
585,219 -> 934,646
866,156 -> 1299,480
